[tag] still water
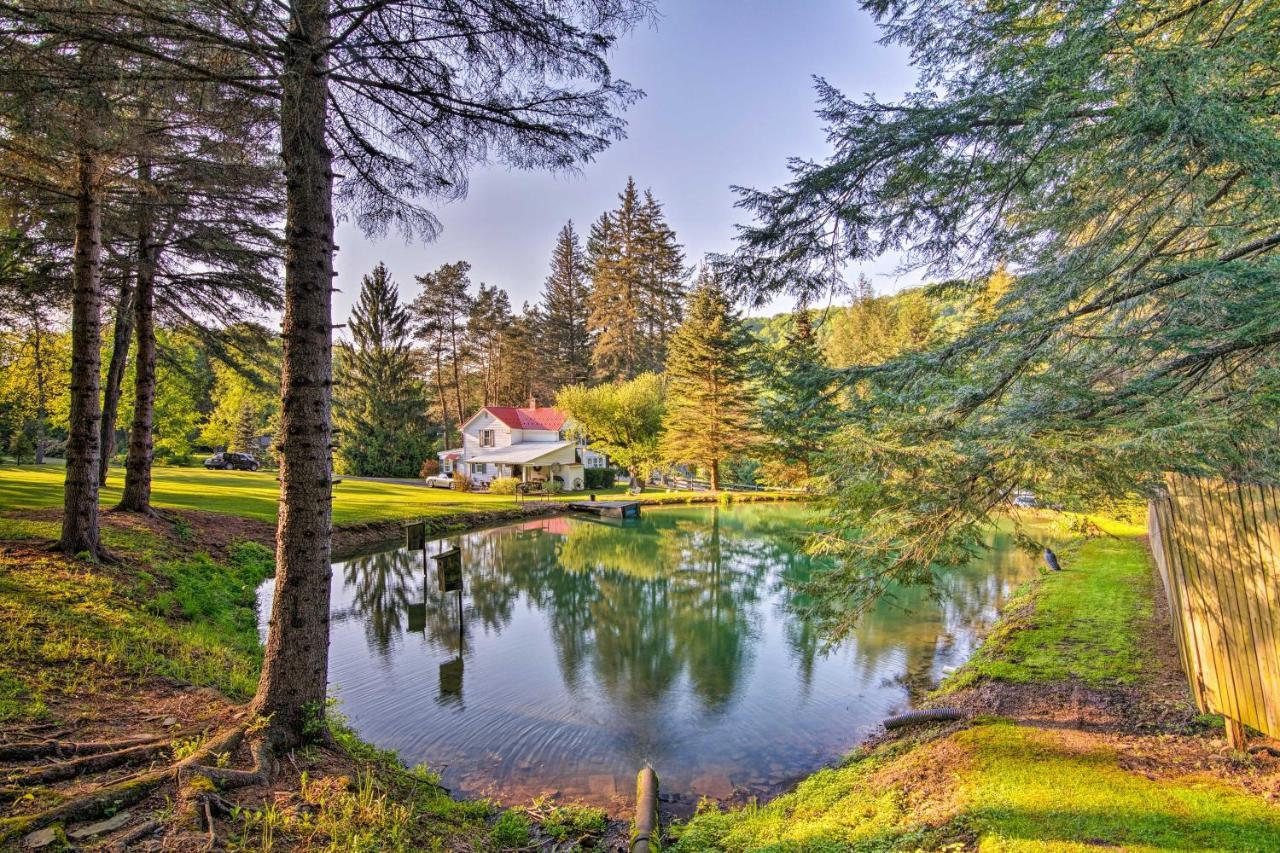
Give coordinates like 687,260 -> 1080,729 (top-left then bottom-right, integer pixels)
257,504 -> 1038,810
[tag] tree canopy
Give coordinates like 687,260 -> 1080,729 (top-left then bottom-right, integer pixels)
720,0 -> 1280,636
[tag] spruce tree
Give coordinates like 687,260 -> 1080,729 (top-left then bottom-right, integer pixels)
587,178 -> 685,380
335,263 -> 433,478
636,190 -> 686,369
754,308 -> 840,486
230,403 -> 261,457
541,222 -> 592,389
661,269 -> 756,490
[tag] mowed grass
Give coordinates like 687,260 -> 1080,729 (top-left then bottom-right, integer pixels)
671,529 -> 1280,852
0,463 -> 781,526
944,533 -> 1157,689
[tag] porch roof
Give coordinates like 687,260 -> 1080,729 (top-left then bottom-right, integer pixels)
465,441 -> 575,465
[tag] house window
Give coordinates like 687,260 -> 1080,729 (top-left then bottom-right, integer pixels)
480,429 -> 495,447
442,458 -> 452,474
472,462 -> 484,474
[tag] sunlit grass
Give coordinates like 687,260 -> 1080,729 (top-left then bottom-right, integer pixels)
944,535 -> 1155,689
0,464 -> 744,526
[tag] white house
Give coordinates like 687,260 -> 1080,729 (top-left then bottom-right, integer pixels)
439,405 -> 607,490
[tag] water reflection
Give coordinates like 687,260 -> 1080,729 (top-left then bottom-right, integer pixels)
258,505 -> 1038,811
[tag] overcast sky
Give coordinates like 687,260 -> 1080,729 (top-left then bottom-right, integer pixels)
331,0 -> 920,324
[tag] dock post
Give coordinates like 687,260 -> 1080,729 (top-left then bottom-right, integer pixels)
632,765 -> 659,852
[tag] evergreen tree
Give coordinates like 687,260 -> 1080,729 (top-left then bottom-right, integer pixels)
587,178 -> 685,380
230,403 -> 261,457
722,0 -> 1280,636
754,308 -> 840,487
541,221 -> 592,389
636,190 -> 685,369
661,269 -> 756,490
467,282 -> 512,406
335,263 -> 433,478
412,261 -> 473,448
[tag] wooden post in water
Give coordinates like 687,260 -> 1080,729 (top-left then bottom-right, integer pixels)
632,765 -> 659,853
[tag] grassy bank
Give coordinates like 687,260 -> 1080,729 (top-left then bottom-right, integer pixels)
0,464 -> 799,527
0,513 -> 502,849
670,518 -> 1280,852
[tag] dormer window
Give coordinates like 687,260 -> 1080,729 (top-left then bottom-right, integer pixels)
480,429 -> 496,447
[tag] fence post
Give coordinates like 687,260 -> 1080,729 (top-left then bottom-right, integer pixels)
1225,717 -> 1248,751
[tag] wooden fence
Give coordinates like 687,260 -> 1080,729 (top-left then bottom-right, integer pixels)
1148,473 -> 1280,747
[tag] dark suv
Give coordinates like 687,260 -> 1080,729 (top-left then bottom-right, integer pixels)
204,451 -> 260,471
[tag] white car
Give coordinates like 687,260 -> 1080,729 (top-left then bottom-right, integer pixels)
424,475 -> 455,489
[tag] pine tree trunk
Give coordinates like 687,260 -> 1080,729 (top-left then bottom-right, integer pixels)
31,310 -> 48,465
117,163 -> 160,512
58,147 -> 104,556
249,0 -> 335,744
709,459 -> 720,491
99,275 -> 135,486
436,347 -> 450,447
117,175 -> 159,514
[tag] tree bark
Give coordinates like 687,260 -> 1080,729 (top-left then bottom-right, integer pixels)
30,309 -> 48,465
117,164 -> 159,514
58,147 -> 104,555
249,0 -> 336,744
709,459 -> 720,491
99,274 -> 135,486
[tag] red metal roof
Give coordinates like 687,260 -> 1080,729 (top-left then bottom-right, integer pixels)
483,406 -> 567,431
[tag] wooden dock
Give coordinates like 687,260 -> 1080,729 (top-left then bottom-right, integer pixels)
568,500 -> 641,519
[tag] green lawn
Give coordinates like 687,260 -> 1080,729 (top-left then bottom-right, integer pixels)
0,464 -> 736,525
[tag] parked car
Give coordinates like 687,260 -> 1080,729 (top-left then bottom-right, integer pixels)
1011,491 -> 1037,508
204,451 -> 260,471
423,474 -> 454,489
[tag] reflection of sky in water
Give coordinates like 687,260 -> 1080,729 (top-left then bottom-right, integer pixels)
257,505 -> 1038,811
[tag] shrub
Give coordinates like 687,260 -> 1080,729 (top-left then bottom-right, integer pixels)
419,458 -> 440,478
489,476 -> 519,495
451,472 -> 470,491
583,467 -> 616,490
545,479 -> 564,495
491,810 -> 531,848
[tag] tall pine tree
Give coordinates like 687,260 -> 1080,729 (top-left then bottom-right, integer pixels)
661,269 -> 755,490
335,263 -> 433,478
541,221 -> 592,389
411,261 -> 473,448
587,178 -> 685,380
754,307 -> 840,486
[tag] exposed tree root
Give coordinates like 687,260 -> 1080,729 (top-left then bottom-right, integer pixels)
112,818 -> 160,849
0,721 -> 252,847
0,732 -> 167,761
4,741 -> 171,787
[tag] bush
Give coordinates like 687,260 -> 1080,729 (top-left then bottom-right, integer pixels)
489,476 -> 519,495
451,472 -> 470,491
491,810 -> 531,848
545,479 -> 564,495
419,458 -> 440,478
583,467 -> 616,490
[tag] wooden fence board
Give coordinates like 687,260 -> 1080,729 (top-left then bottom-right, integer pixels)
1150,474 -> 1280,741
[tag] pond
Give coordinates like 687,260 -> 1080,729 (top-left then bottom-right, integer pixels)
257,503 -> 1039,812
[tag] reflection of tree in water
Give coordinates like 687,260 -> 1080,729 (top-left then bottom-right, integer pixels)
339,549 -> 422,659
336,505 -> 1036,717
771,524 -> 1040,703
